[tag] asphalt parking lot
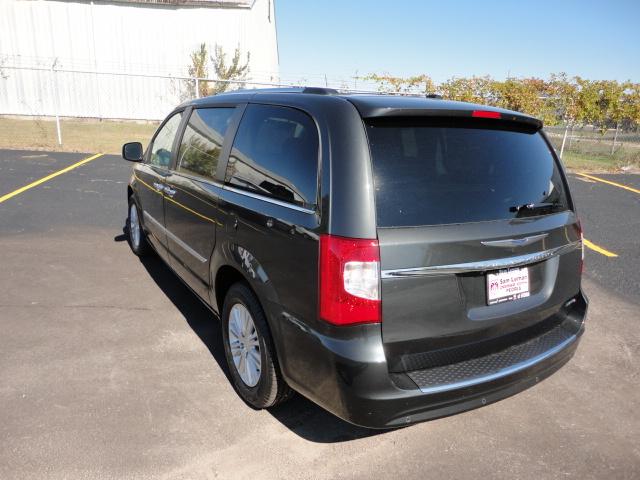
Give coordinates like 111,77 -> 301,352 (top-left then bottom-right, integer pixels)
1,149 -> 639,480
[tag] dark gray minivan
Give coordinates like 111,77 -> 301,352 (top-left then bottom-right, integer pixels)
122,88 -> 587,428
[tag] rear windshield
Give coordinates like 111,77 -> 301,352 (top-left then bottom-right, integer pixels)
366,119 -> 569,227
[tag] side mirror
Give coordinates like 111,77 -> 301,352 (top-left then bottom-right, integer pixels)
122,142 -> 144,162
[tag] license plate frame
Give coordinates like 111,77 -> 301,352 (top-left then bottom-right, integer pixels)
486,267 -> 530,305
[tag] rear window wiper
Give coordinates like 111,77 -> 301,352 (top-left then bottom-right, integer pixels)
510,202 -> 562,217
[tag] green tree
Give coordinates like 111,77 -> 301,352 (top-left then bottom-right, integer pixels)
574,77 -> 602,126
439,76 -> 494,104
492,77 -> 549,121
621,83 -> 640,127
547,73 -> 579,125
188,43 -> 210,98
338,70 -> 640,134
362,73 -> 435,94
187,43 -> 250,97
601,80 -> 625,129
211,44 -> 250,95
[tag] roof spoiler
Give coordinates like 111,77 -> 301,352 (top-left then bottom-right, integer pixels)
364,108 -> 543,130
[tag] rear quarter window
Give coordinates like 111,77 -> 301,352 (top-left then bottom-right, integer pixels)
366,119 -> 569,227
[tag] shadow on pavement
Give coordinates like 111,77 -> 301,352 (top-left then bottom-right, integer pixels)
127,232 -> 380,443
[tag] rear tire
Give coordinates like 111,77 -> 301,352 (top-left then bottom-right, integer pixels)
127,196 -> 150,256
221,283 -> 293,409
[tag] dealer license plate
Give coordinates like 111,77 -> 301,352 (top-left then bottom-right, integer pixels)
486,267 -> 530,305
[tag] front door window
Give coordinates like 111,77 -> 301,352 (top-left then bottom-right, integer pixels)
149,113 -> 183,168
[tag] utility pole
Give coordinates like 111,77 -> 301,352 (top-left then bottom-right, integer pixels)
51,58 -> 62,146
559,123 -> 569,159
611,122 -> 620,155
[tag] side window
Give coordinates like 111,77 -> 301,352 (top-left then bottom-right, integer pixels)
177,107 -> 236,180
149,112 -> 183,168
224,104 -> 319,208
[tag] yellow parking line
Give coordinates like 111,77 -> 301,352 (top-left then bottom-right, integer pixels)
576,172 -> 640,195
0,153 -> 104,204
583,238 -> 618,258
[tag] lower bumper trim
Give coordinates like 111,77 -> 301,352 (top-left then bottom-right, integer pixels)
407,318 -> 581,394
417,334 -> 577,394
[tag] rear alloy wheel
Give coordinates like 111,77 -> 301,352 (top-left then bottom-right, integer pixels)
221,283 -> 292,408
228,303 -> 261,387
127,197 -> 150,256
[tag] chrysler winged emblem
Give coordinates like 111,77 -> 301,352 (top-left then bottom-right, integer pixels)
481,233 -> 548,248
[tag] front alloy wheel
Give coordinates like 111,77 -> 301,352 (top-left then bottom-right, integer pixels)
127,196 -> 150,256
129,203 -> 141,250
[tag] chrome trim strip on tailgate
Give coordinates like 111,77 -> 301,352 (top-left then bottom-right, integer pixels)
416,333 -> 578,394
381,241 -> 581,278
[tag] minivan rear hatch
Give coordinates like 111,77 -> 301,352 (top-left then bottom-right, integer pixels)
364,113 -> 582,373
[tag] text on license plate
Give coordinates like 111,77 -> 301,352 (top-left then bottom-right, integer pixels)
486,267 -> 530,305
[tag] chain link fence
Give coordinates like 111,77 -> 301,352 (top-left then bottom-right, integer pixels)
0,64 -> 302,153
0,63 -> 396,154
544,124 -> 640,169
1,63 -> 639,169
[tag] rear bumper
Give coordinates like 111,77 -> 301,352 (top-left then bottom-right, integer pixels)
273,290 -> 587,429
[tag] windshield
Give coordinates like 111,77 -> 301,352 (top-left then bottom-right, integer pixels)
366,119 -> 569,227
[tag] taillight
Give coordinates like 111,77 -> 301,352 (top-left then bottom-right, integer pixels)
577,220 -> 585,274
472,110 -> 501,119
319,234 -> 381,326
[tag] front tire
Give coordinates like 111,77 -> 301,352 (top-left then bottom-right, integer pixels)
127,196 -> 150,256
221,283 -> 292,409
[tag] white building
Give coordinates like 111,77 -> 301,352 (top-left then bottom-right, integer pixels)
0,0 -> 279,119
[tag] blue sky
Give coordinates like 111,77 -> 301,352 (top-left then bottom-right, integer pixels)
275,0 -> 640,85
